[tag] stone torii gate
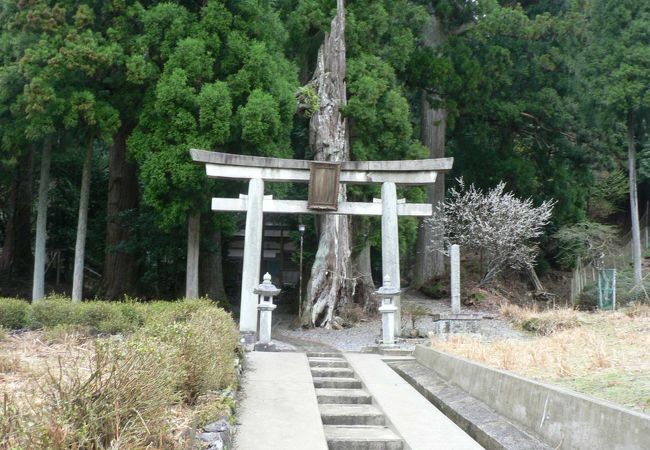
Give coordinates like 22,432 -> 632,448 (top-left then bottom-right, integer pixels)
191,149 -> 453,335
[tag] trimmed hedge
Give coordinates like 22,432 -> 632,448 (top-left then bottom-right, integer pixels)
0,298 -> 29,329
0,297 -> 152,334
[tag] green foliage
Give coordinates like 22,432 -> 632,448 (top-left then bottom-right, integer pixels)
296,85 -> 320,118
588,170 -> 629,219
129,0 -> 298,231
554,221 -> 619,269
0,298 -> 29,329
428,2 -> 592,225
27,298 -> 144,333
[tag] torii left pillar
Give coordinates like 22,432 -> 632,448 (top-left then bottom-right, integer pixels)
382,182 -> 401,335
240,178 -> 264,335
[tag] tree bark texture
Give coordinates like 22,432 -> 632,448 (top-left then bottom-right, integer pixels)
72,141 -> 94,302
303,0 -> 354,327
413,10 -> 447,288
32,137 -> 53,301
199,223 -> 227,304
101,123 -> 139,299
185,212 -> 200,299
352,240 -> 376,313
0,147 -> 33,276
627,112 -> 643,285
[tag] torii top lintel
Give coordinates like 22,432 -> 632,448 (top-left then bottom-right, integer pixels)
190,149 -> 453,186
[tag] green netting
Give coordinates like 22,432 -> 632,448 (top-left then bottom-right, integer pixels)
597,269 -> 616,310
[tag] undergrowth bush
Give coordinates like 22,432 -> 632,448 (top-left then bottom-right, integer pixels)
500,303 -> 583,335
0,298 -> 29,329
0,299 -> 239,448
141,300 -> 239,403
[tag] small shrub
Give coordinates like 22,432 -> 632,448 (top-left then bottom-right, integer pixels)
0,298 -> 29,330
43,324 -> 92,344
142,301 -> 239,403
500,303 -> 583,335
193,390 -> 237,427
624,302 -> 650,318
0,394 -> 32,448
0,327 -> 6,341
338,303 -> 363,325
0,353 -> 21,373
402,303 -> 429,330
29,299 -> 79,329
420,280 -> 448,299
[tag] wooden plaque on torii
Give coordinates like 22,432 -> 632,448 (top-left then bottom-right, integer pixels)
307,161 -> 341,211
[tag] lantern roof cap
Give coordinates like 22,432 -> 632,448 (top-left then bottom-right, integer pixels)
375,275 -> 400,297
254,273 -> 281,296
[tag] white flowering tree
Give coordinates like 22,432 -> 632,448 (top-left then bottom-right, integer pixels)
427,179 -> 555,286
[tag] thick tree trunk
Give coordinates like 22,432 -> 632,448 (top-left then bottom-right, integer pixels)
199,223 -> 227,303
72,140 -> 94,302
0,147 -> 33,276
185,212 -> 200,299
413,10 -> 447,288
353,240 -> 375,312
627,113 -> 643,285
32,137 -> 53,301
102,123 -> 139,299
302,0 -> 354,327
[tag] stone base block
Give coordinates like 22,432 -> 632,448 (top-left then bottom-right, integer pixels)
240,331 -> 256,345
430,313 -> 482,335
254,342 -> 278,352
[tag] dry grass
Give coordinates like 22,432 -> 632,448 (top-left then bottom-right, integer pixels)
0,301 -> 240,449
499,303 -> 583,335
430,306 -> 650,413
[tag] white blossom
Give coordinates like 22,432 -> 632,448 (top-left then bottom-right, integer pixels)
426,179 -> 555,285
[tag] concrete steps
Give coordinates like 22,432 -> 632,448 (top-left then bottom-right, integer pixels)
324,425 -> 403,450
310,357 -> 350,368
316,388 -> 372,404
319,404 -> 385,425
307,353 -> 403,450
313,376 -> 362,389
311,367 -> 355,378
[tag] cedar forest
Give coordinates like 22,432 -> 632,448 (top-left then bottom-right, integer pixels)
1,0 -> 649,321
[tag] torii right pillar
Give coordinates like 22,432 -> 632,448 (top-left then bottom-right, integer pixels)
382,182 -> 401,335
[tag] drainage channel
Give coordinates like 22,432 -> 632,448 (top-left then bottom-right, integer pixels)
307,351 -> 403,450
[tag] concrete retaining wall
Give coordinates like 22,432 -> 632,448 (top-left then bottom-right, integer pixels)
414,345 -> 650,450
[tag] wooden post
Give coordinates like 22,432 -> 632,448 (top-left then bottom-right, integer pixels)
185,212 -> 200,299
240,178 -> 265,334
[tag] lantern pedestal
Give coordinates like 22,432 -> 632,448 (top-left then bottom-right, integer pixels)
257,301 -> 277,346
375,275 -> 400,347
379,303 -> 398,345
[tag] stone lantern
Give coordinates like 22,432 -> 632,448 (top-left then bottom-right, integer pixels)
254,273 -> 281,351
376,275 -> 399,345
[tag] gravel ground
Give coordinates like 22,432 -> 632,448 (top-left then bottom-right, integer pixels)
275,291 -> 527,352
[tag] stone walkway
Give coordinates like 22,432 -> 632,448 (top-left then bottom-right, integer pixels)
234,349 -> 484,450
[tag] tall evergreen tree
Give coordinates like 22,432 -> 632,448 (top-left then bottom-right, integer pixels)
578,0 -> 650,285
